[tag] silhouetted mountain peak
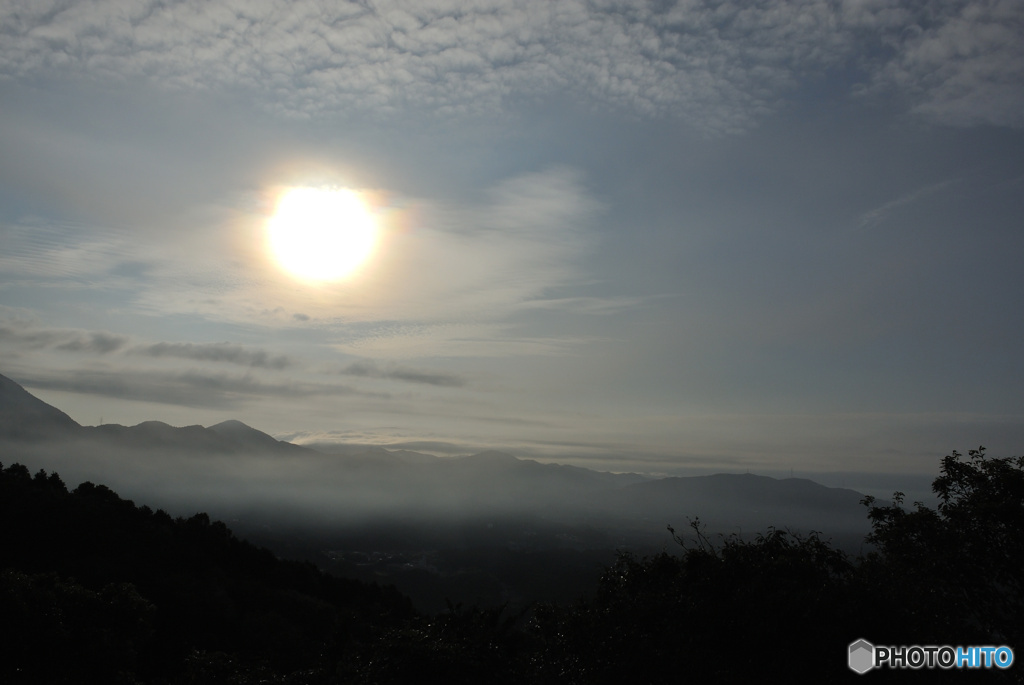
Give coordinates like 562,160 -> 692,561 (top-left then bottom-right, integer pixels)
0,373 -> 81,439
133,420 -> 175,430
209,419 -> 251,430
208,419 -> 310,455
209,419 -> 270,440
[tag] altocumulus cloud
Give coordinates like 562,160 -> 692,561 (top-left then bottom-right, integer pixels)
867,0 -> 1024,128
2,0 -> 1020,133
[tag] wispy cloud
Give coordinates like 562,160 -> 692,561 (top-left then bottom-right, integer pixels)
109,167 -> 603,356
859,179 -> 960,228
56,332 -> 130,354
18,368 -> 383,411
0,219 -> 137,287
520,296 -> 646,315
0,324 -> 130,353
0,319 -> 292,370
340,360 -> 464,387
0,324 -> 68,349
330,321 -> 595,359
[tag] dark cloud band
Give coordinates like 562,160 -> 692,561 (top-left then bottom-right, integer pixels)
341,360 -> 464,388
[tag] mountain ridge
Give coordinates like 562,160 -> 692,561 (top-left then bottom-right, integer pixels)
0,371 -> 872,549
0,373 -> 308,456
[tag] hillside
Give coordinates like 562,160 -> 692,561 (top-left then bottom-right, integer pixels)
0,373 -> 80,439
0,461 -> 413,683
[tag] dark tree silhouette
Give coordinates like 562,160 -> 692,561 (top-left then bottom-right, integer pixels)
527,520 -> 858,683
0,461 -> 414,683
860,446 -> 1024,647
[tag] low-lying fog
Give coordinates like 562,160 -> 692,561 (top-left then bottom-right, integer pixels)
3,427 -> 875,556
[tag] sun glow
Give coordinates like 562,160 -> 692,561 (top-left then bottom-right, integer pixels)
267,187 -> 378,281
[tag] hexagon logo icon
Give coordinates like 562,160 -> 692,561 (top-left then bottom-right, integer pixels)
849,639 -> 875,674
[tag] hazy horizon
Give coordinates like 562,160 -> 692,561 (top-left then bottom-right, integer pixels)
0,371 -> 942,511
3,1 -> 1023,482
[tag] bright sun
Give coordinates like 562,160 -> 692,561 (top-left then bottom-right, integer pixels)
266,187 -> 378,281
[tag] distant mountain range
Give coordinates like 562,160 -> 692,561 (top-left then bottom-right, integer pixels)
0,372 -> 872,550
0,372 -> 310,455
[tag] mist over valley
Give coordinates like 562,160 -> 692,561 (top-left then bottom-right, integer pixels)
2,372 -> 876,610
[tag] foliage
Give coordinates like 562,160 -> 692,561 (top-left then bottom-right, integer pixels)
0,568 -> 155,685
528,521 -> 857,683
0,460 -> 413,683
528,447 -> 1024,682
860,446 -> 1024,646
339,601 -> 529,684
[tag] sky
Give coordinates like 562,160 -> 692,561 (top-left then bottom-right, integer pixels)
2,0 -> 1023,480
